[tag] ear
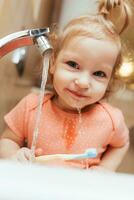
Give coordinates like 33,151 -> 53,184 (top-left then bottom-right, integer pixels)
50,64 -> 55,74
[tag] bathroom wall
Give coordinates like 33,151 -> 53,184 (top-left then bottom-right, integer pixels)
59,0 -> 97,29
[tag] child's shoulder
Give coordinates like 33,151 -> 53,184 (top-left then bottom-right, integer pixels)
98,101 -> 129,142
98,101 -> 125,128
23,90 -> 54,110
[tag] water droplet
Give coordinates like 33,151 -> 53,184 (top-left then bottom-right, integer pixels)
85,159 -> 89,170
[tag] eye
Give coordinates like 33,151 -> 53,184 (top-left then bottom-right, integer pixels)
93,71 -> 106,78
66,60 -> 79,69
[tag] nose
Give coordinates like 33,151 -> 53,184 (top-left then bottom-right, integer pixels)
75,72 -> 90,89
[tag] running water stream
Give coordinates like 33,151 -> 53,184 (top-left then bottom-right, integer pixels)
31,52 -> 51,159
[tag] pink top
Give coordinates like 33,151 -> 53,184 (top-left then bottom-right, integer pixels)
4,93 -> 129,168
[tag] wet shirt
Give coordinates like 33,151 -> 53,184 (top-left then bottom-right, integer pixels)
4,93 -> 129,168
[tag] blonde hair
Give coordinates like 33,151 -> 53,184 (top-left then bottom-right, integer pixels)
48,0 -> 132,96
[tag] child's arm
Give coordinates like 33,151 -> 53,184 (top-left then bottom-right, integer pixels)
92,143 -> 129,171
0,128 -> 22,158
0,128 -> 43,161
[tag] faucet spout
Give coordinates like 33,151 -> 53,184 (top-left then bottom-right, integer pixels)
0,28 -> 53,58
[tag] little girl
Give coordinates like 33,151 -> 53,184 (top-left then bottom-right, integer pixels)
0,0 -> 132,171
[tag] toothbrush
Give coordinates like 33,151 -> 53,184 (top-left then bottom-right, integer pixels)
35,148 -> 97,162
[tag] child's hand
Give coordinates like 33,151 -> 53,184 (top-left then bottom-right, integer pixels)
11,147 -> 43,163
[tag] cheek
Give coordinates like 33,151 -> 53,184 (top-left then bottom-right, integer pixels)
92,81 -> 109,95
54,68 -> 75,84
53,70 -> 68,91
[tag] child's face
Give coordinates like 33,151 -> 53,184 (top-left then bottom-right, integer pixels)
50,36 -> 119,111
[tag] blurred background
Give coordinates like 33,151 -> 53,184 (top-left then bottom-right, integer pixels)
0,0 -> 134,174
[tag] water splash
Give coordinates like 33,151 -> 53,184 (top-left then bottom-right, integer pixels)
63,118 -> 77,150
76,107 -> 89,169
85,159 -> 89,169
31,52 -> 51,159
76,107 -> 84,136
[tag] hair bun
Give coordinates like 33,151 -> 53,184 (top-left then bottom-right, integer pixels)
98,0 -> 132,34
99,0 -> 123,16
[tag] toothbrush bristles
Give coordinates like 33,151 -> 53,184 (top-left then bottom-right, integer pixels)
85,148 -> 97,156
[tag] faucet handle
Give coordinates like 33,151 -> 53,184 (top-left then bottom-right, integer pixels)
30,28 -> 50,37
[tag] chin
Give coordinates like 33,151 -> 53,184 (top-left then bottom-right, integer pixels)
66,100 -> 87,110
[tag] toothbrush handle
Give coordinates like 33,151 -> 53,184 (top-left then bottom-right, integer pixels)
35,155 -> 67,165
35,148 -> 98,163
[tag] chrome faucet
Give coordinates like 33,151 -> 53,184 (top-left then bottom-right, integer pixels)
0,28 -> 53,58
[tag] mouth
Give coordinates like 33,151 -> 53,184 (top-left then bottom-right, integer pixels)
66,89 -> 88,99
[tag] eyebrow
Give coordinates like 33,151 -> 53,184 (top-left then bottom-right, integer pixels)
100,65 -> 113,71
61,53 -> 83,65
61,51 -> 80,58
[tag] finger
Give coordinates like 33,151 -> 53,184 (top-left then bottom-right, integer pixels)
35,148 -> 43,156
23,149 -> 35,162
20,151 -> 30,161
